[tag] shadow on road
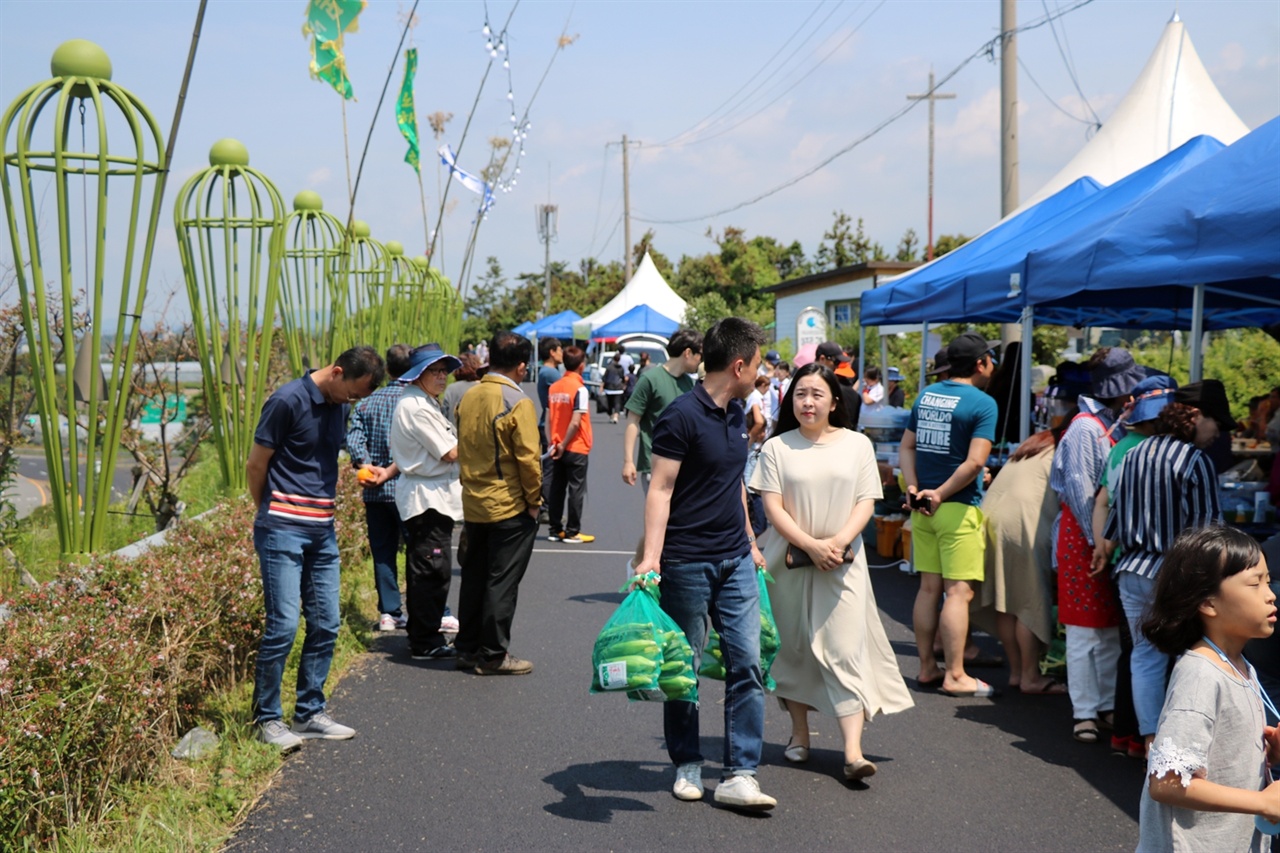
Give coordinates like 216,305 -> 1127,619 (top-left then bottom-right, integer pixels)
953,701 -> 1144,820
541,759 -> 668,822
565,590 -> 627,606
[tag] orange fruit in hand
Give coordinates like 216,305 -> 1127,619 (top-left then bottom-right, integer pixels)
357,466 -> 376,483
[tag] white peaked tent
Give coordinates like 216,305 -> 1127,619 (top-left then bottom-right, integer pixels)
1021,13 -> 1249,208
582,252 -> 688,330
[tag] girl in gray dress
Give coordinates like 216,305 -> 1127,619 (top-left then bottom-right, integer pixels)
1138,526 -> 1280,853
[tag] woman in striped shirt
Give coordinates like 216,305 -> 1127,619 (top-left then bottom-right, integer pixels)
1102,380 -> 1233,750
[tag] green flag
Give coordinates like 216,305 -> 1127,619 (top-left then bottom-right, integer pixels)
396,48 -> 421,173
304,0 -> 365,100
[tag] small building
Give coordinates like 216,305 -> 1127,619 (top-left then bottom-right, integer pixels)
766,261 -> 920,345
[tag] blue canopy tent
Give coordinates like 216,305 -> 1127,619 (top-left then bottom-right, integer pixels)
511,320 -> 536,335
591,304 -> 680,340
860,136 -> 1228,328
529,310 -> 583,340
1024,115 -> 1280,351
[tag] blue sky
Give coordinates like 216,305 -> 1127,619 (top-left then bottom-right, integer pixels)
1,0 -> 1277,326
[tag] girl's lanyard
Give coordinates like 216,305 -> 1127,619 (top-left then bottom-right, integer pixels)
1201,636 -> 1280,723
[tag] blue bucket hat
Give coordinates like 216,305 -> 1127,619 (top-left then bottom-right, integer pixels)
401,343 -> 462,383
1123,375 -> 1178,424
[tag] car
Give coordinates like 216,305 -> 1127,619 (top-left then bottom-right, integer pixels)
584,334 -> 669,402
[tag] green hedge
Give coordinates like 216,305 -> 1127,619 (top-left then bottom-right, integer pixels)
0,476 -> 371,846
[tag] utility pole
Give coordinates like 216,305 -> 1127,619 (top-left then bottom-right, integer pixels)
536,204 -> 558,316
1000,0 -> 1022,349
621,133 -> 633,281
906,69 -> 955,261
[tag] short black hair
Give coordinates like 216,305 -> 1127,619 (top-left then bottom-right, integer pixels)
538,337 -> 562,362
489,331 -> 533,370
563,346 -> 585,372
335,346 -> 386,387
667,329 -> 704,358
702,317 -> 766,373
948,355 -> 983,379
385,344 -> 413,379
864,366 -> 880,381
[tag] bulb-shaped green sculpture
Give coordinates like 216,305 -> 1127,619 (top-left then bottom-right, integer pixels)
174,140 -> 286,490
1,40 -> 165,557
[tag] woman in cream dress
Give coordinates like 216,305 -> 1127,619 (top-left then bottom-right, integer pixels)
749,363 -> 913,783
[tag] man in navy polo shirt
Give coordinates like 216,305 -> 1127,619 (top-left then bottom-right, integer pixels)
246,346 -> 385,750
635,317 -> 775,811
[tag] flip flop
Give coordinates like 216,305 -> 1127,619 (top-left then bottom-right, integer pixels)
939,678 -> 999,698
1073,719 -> 1100,743
1020,679 -> 1067,696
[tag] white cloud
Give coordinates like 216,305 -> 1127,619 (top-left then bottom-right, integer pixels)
306,166 -> 332,187
1220,41 -> 1247,73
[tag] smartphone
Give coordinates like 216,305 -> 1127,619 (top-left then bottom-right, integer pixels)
910,493 -> 931,511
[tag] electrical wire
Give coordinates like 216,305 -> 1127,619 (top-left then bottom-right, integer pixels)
1042,0 -> 1101,127
662,0 -> 884,150
1018,55 -> 1097,127
633,0 -> 1096,226
579,143 -> 612,258
652,1 -> 843,149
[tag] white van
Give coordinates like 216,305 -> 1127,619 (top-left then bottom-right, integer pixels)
584,333 -> 670,397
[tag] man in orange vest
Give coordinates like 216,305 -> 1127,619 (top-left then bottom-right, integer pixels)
546,346 -> 596,543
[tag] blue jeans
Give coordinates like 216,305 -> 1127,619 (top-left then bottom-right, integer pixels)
659,552 -> 764,776
365,502 -> 404,617
1118,571 -> 1168,736
252,524 -> 341,724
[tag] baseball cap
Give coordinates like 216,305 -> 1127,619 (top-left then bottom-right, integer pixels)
946,332 -> 1000,365
815,341 -> 851,364
400,343 -> 462,383
764,350 -> 781,365
1173,380 -> 1235,431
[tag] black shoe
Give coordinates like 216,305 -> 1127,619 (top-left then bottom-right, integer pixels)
411,645 -> 457,660
454,652 -> 480,671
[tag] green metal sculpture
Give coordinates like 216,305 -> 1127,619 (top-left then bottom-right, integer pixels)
279,190 -> 346,374
174,139 -> 284,491
0,39 -> 166,557
409,254 -> 462,352
336,220 -> 387,353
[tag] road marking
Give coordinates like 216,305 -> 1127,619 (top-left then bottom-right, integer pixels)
19,473 -> 48,507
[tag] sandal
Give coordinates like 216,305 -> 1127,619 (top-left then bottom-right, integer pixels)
1073,719 -> 1100,743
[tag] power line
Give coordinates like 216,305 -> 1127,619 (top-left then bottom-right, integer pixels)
1042,0 -> 1101,127
660,0 -> 886,150
651,1 -> 845,149
633,0 -> 1096,226
579,143 -> 612,257
1018,55 -> 1097,127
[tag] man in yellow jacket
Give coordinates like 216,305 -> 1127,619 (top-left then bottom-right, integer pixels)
454,331 -> 541,675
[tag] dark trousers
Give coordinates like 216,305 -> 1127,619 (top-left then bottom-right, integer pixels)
539,425 -> 553,509
548,451 -> 589,536
404,508 -> 455,653
365,502 -> 404,617
457,512 -> 537,660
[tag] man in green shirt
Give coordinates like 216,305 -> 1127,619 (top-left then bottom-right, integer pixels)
621,329 -> 703,568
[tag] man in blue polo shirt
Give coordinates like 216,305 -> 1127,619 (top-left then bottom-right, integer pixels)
246,346 -> 385,750
635,317 -> 775,812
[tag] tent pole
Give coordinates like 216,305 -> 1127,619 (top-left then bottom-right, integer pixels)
859,321 -> 867,389
880,334 -> 889,388
919,321 -> 930,391
1190,283 -> 1205,382
1020,306 -> 1033,443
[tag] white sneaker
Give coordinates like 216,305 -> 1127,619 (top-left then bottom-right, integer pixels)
378,613 -> 397,631
290,711 -> 356,740
393,613 -> 408,629
672,763 -> 704,801
256,719 -> 302,752
439,615 -> 460,633
713,774 -> 776,811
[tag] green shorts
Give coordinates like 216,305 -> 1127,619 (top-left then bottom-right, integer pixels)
912,502 -> 985,582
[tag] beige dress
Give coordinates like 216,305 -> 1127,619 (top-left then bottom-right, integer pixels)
749,429 -> 914,720
970,448 -> 1058,645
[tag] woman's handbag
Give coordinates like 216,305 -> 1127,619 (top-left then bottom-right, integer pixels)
784,541 -> 857,569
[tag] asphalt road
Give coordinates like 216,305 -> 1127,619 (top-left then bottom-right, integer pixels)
5,446 -> 138,519
227,406 -> 1144,852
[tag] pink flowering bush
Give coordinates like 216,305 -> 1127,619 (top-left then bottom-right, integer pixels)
0,477 -> 370,845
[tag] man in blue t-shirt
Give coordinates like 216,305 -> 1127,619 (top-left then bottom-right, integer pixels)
535,337 -> 563,524
900,332 -> 998,699
635,318 -> 776,812
246,346 -> 385,751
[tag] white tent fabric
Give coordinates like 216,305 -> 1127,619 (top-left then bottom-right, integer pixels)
581,252 -> 687,330
1021,14 -> 1249,208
